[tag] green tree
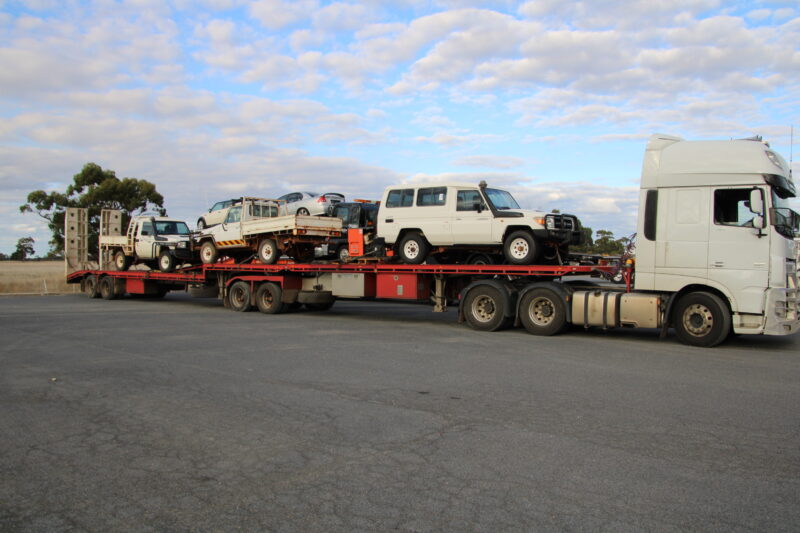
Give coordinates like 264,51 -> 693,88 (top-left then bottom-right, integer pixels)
10,237 -> 35,260
571,225 -> 594,253
593,229 -> 624,255
20,163 -> 165,257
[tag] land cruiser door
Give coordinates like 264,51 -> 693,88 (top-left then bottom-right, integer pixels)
451,189 -> 493,244
214,205 -> 245,249
135,220 -> 157,259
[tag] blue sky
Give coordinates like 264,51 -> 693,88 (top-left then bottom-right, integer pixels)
1,0 -> 798,255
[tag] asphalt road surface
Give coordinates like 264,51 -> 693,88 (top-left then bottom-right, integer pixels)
1,293 -> 799,532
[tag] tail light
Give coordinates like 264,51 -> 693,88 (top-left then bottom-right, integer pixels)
317,195 -> 326,203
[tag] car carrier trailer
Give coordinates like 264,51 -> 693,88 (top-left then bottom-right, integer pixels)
63,134 -> 799,347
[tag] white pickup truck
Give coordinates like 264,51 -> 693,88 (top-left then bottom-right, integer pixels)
100,214 -> 195,272
197,197 -> 342,264
377,181 -> 583,264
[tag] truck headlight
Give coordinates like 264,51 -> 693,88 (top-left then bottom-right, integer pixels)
177,241 -> 187,248
545,216 -> 555,230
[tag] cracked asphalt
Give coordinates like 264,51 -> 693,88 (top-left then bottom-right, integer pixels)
1,293 -> 799,532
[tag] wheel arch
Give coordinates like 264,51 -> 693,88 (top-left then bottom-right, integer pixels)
665,283 -> 733,327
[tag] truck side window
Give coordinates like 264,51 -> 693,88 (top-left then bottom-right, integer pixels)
140,221 -> 154,236
644,190 -> 657,241
417,187 -> 446,206
714,189 -> 755,227
457,190 -> 482,211
386,189 -> 414,208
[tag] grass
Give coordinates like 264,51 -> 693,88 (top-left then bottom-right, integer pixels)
0,261 -> 79,294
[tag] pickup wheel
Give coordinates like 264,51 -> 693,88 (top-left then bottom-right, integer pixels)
504,231 -> 539,265
518,288 -> 567,336
257,238 -> 279,264
672,292 -> 731,347
462,285 -> 509,332
85,275 -> 100,298
228,281 -> 252,312
158,250 -> 177,273
99,277 -> 118,300
197,218 -> 206,230
113,250 -> 131,271
398,232 -> 429,264
255,283 -> 285,314
200,241 -> 218,264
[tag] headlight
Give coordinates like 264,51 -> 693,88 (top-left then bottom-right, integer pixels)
545,216 -> 555,230
177,241 -> 187,248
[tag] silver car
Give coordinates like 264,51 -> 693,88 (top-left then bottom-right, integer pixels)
197,199 -> 240,229
278,191 -> 344,216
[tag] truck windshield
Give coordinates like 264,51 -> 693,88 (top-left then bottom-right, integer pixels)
154,221 -> 191,235
771,189 -> 800,239
485,188 -> 521,210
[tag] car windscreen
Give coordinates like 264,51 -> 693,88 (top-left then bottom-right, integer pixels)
485,188 -> 521,210
155,221 -> 191,235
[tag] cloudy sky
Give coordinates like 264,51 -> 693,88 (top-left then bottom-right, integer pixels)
1,0 -> 798,255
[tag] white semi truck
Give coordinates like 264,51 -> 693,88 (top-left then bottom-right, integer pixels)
67,134 -> 799,347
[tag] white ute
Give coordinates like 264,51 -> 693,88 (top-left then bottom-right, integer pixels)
377,181 -> 583,264
99,212 -> 195,273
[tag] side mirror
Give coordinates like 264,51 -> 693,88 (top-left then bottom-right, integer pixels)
473,202 -> 482,213
752,215 -> 765,229
749,189 -> 764,215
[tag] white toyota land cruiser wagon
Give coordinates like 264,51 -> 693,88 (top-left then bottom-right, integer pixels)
376,181 -> 582,264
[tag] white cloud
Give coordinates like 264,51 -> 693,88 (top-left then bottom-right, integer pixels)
453,155 -> 525,169
248,0 -> 319,30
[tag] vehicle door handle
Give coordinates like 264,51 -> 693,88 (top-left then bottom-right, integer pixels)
711,261 -> 724,268
385,218 -> 394,223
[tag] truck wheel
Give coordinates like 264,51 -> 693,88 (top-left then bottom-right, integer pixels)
99,277 -> 118,300
398,232 -> 429,264
158,251 -> 177,272
255,283 -> 285,314
85,275 -> 100,298
200,241 -> 218,264
113,250 -> 131,271
197,218 -> 206,230
672,292 -> 731,347
463,285 -> 509,332
228,281 -> 252,312
257,238 -> 279,264
503,231 -> 539,265
518,288 -> 567,336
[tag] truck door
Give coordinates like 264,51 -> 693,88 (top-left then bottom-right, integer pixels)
707,187 -> 770,313
451,189 -> 492,244
214,206 -> 244,248
135,220 -> 157,259
654,187 -> 709,283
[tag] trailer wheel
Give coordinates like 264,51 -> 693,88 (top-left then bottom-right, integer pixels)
398,232 -> 429,264
99,277 -> 118,300
158,250 -> 177,273
518,288 -> 567,336
672,291 -> 731,347
503,231 -> 539,265
85,275 -> 100,298
255,283 -> 284,314
200,241 -> 218,264
113,250 -> 131,271
228,281 -> 252,312
257,238 -> 279,265
463,285 -> 508,332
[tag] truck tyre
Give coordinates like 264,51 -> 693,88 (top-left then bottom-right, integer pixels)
197,218 -> 206,230
158,250 -> 177,273
99,277 -> 118,300
398,232 -> 429,264
672,292 -> 731,347
228,281 -> 252,312
255,283 -> 284,314
463,285 -> 509,332
113,250 -> 131,271
85,275 -> 100,298
257,238 -> 279,264
200,241 -> 218,264
518,287 -> 567,336
504,231 -> 539,265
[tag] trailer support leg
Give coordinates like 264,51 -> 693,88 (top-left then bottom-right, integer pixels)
433,276 -> 447,312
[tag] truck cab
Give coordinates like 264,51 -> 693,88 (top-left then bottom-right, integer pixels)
634,134 -> 799,338
376,182 -> 582,264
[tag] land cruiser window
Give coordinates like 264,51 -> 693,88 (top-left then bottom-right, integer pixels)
386,189 -> 414,208
140,221 -> 154,236
457,190 -> 483,211
226,206 -> 242,223
714,189 -> 756,227
417,187 -> 447,206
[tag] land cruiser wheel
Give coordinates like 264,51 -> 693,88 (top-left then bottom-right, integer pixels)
158,250 -> 176,273
228,281 -> 252,312
672,292 -> 731,347
200,241 -> 218,264
518,288 -> 567,336
256,283 -> 284,314
399,232 -> 429,264
257,238 -> 279,264
503,231 -> 539,265
113,250 -> 131,271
